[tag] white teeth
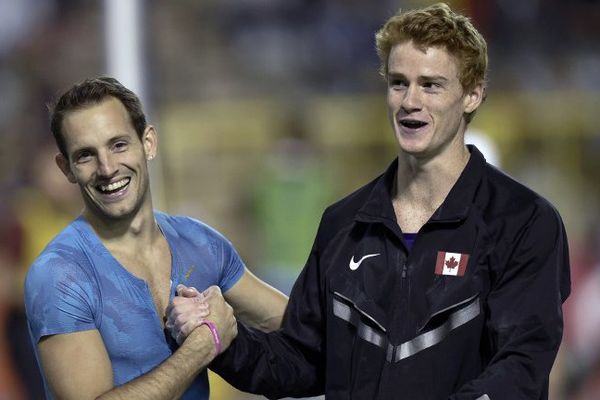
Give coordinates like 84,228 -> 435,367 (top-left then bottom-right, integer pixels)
100,178 -> 129,192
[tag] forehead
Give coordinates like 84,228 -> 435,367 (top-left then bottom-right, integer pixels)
62,97 -> 135,149
388,40 -> 460,79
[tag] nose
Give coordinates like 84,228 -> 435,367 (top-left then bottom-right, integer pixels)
96,151 -> 118,177
401,84 -> 422,112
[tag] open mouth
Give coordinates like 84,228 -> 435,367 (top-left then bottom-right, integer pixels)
96,178 -> 131,195
399,119 -> 428,129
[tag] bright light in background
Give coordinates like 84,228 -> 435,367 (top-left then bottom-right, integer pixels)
104,0 -> 165,208
104,0 -> 145,101
465,129 -> 501,167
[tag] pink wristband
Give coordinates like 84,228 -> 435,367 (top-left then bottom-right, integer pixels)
200,320 -> 222,355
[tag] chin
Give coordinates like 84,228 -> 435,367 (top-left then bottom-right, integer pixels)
395,132 -> 431,152
397,140 -> 429,156
92,203 -> 136,221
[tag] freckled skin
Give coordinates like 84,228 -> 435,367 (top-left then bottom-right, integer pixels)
386,40 -> 481,164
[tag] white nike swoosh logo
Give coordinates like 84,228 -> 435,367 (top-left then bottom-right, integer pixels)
349,253 -> 380,271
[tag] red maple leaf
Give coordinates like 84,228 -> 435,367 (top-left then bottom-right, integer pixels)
445,256 -> 458,269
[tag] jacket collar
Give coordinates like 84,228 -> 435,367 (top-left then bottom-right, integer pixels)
429,145 -> 485,222
356,145 -> 486,229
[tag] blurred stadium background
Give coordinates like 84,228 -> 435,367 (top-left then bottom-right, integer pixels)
1,0 -> 599,398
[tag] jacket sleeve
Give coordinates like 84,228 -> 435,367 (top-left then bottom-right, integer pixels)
210,240 -> 327,399
450,203 -> 571,400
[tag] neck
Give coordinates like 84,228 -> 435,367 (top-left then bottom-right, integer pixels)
83,200 -> 160,251
394,144 -> 470,209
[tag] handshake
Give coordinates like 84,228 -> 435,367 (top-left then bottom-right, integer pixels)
165,285 -> 238,355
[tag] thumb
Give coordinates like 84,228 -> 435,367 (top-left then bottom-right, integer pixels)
201,285 -> 221,300
176,284 -> 200,298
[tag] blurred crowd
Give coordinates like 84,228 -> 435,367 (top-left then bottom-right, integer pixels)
1,0 -> 599,399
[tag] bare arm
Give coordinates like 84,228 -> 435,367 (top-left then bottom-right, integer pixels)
38,287 -> 236,400
166,269 -> 288,344
224,268 -> 288,332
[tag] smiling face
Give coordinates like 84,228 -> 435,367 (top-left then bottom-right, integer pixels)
56,97 -> 156,223
386,40 -> 483,161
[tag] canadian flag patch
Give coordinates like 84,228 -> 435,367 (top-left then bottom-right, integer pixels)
435,251 -> 469,277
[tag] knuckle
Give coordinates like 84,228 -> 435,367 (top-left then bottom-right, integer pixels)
173,296 -> 184,304
175,314 -> 188,326
180,325 -> 189,337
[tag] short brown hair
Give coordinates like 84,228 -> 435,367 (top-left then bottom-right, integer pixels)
375,2 -> 487,95
49,76 -> 147,158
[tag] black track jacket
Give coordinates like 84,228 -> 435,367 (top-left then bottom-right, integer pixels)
212,146 -> 571,400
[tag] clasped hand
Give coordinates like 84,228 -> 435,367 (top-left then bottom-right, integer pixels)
165,285 -> 237,352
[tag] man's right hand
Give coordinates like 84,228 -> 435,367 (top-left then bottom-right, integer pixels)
167,285 -> 238,353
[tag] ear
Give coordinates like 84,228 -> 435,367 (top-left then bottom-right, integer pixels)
55,153 -> 77,184
463,82 -> 485,114
142,125 -> 158,161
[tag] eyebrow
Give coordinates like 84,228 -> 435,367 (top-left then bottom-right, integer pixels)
69,134 -> 132,156
108,134 -> 132,144
420,75 -> 449,83
70,146 -> 94,159
387,72 -> 450,82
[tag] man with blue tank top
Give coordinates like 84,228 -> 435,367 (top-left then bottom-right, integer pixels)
24,76 -> 288,399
